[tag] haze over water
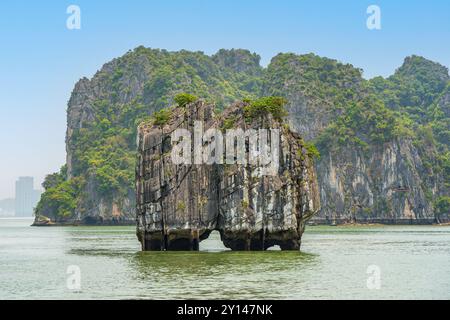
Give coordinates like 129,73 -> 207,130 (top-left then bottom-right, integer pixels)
1,218 -> 449,300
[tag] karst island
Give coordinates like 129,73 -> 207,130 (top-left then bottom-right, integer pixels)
136,95 -> 320,251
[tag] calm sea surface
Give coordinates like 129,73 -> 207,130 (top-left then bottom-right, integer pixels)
0,218 -> 449,300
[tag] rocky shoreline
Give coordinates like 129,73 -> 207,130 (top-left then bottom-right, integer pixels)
32,218 -> 448,227
308,218 -> 450,226
32,216 -> 134,226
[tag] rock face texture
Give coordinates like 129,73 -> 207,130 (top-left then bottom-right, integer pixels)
136,100 -> 320,250
313,140 -> 440,224
265,54 -> 450,224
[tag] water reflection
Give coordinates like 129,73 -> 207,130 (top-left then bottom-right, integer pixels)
127,249 -> 317,299
131,250 -> 316,275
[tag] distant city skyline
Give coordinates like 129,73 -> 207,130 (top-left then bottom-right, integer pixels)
0,177 -> 42,217
1,0 -> 450,199
14,177 -> 41,217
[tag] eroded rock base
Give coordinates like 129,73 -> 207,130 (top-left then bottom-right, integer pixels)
220,230 -> 301,251
140,229 -> 211,251
138,229 -> 303,251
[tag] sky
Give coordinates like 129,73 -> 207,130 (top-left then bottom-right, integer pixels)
0,0 -> 449,199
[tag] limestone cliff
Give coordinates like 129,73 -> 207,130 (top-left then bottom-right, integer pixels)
34,48 -> 264,225
313,139 -> 441,224
265,54 -> 449,224
136,100 -> 320,250
34,47 -> 449,226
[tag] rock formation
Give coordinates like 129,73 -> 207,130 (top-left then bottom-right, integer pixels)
266,54 -> 450,224
34,48 -> 449,226
136,100 -> 320,250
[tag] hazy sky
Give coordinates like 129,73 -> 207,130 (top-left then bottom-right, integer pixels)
1,0 -> 449,199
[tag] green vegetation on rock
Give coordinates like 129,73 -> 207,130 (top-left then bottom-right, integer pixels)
244,96 -> 288,121
304,142 -> 321,159
36,166 -> 84,219
35,47 -> 449,222
152,108 -> 173,126
317,95 -> 414,150
434,196 -> 450,217
174,93 -> 198,107
222,116 -> 238,130
36,48 -> 264,220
